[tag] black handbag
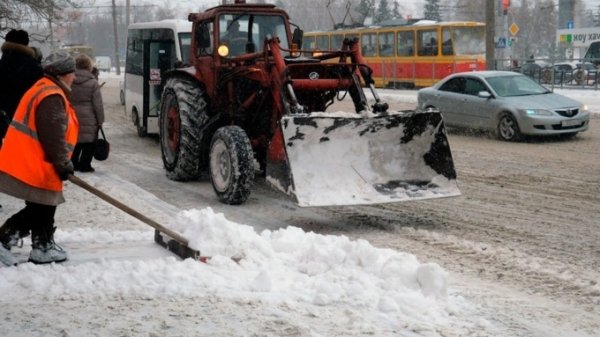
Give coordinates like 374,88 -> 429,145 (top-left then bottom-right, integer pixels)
94,127 -> 110,161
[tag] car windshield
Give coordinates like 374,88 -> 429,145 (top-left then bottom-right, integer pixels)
486,75 -> 549,97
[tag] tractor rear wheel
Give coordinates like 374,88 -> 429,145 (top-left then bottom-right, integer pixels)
159,76 -> 207,181
209,126 -> 255,205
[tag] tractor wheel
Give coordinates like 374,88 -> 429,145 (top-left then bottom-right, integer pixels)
159,76 -> 208,181
497,112 -> 521,142
209,126 -> 255,205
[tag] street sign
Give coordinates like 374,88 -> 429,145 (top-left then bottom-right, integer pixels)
496,37 -> 507,49
509,23 -> 519,36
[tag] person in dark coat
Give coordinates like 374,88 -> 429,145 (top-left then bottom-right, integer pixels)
0,29 -> 43,210
0,29 -> 43,142
70,53 -> 105,172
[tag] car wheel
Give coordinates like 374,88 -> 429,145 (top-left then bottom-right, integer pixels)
497,113 -> 521,142
132,110 -> 147,138
573,69 -> 586,85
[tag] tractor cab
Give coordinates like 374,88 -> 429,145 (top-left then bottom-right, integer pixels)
191,3 -> 293,59
216,13 -> 290,57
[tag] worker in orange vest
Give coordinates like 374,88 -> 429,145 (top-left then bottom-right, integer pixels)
0,51 -> 79,266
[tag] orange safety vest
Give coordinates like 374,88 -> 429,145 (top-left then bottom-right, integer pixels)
0,77 -> 79,192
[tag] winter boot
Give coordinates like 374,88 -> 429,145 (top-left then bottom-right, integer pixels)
0,244 -> 17,266
29,226 -> 67,264
0,217 -> 28,250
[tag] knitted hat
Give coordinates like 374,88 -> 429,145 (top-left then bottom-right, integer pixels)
5,29 -> 29,46
42,51 -> 76,76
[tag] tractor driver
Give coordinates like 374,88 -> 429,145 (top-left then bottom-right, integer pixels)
222,20 -> 246,56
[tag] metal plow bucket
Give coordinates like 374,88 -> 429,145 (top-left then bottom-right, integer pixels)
269,110 -> 460,207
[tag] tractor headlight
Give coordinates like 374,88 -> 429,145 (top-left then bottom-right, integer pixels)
218,44 -> 230,57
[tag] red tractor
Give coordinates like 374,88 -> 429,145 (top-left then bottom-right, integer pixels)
159,1 -> 459,207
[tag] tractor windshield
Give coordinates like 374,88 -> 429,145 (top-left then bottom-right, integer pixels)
219,14 -> 288,56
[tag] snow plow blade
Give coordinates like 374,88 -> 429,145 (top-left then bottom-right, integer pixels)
267,110 -> 460,207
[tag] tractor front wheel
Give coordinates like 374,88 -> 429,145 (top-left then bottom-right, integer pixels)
209,126 -> 255,205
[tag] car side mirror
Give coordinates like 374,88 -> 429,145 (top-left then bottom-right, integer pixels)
478,91 -> 492,99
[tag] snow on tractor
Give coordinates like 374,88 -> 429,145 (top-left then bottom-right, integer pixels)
159,1 -> 460,207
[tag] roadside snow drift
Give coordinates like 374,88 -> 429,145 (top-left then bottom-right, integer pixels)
1,207 -> 467,332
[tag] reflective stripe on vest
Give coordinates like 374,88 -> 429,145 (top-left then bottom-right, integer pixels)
9,85 -> 76,152
0,77 -> 79,192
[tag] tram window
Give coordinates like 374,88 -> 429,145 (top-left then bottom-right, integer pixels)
442,27 -> 454,55
316,35 -> 329,50
378,32 -> 394,57
418,30 -> 438,56
331,34 -> 344,50
452,26 -> 485,55
304,36 -> 315,49
303,35 -> 316,56
397,31 -> 414,57
361,33 -> 377,56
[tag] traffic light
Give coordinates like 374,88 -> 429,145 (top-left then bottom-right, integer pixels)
502,0 -> 510,14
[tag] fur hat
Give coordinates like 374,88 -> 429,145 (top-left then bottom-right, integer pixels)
31,46 -> 43,62
75,53 -> 93,71
5,29 -> 29,46
42,51 -> 76,76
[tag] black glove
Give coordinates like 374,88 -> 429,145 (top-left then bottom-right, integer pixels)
56,161 -> 74,181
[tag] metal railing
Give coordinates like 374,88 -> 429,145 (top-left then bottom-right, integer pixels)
495,58 -> 600,90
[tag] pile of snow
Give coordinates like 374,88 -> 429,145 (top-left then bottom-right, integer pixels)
1,205 -> 477,334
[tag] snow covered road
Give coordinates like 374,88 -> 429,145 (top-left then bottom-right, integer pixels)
1,76 -> 598,336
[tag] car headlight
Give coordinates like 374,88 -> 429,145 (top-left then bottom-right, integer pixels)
581,104 -> 589,112
524,109 -> 554,116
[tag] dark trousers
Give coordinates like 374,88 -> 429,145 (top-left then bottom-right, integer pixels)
72,142 -> 95,170
3,201 -> 56,238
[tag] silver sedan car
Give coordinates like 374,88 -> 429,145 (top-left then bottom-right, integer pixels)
417,71 -> 590,141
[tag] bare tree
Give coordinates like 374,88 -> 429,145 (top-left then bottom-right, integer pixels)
279,0 -> 364,31
424,0 -> 441,22
0,0 -> 77,40
153,1 -> 178,21
511,0 -> 557,59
